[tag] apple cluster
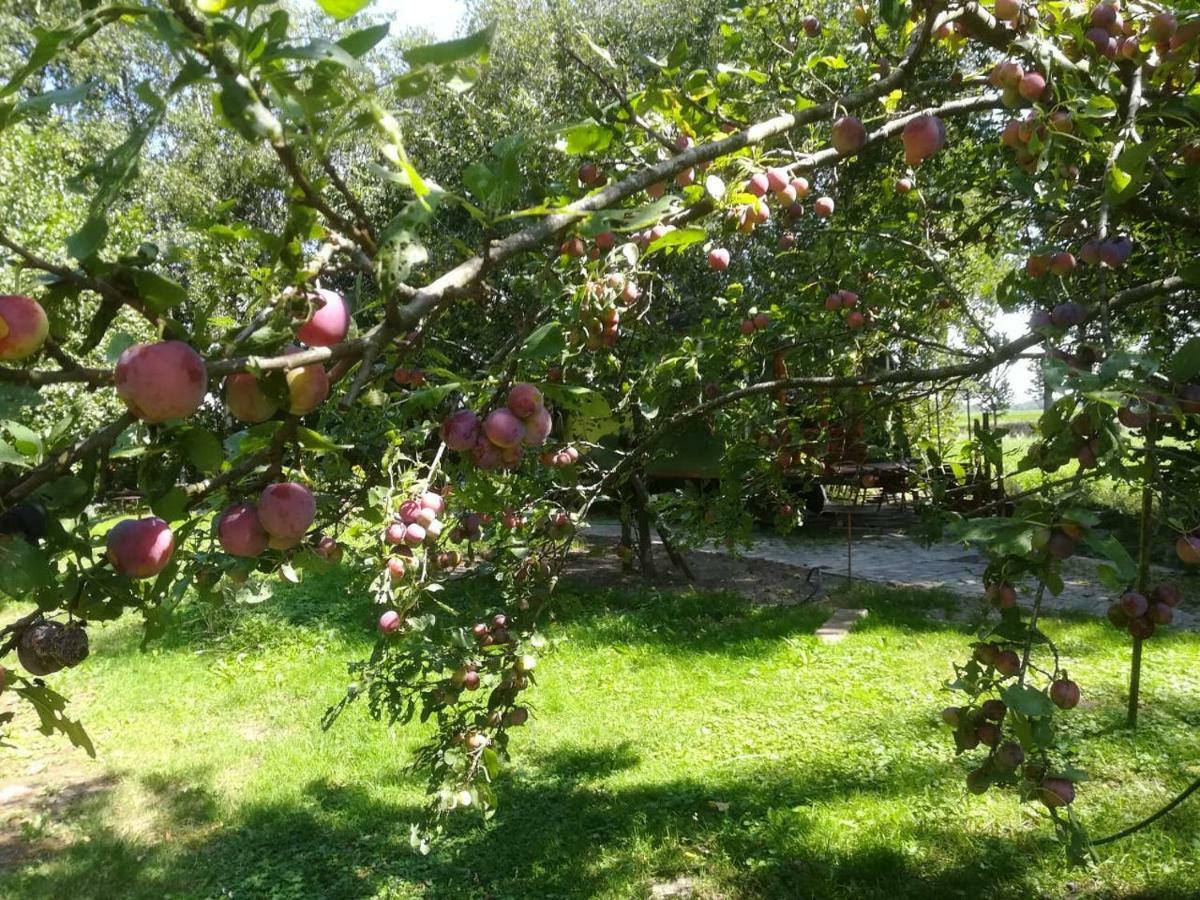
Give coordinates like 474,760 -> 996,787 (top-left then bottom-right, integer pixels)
823,289 -> 867,330
439,383 -> 553,470
217,482 -> 318,558
1106,583 -> 1182,639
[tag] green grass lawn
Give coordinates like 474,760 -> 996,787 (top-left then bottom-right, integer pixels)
3,570 -> 1199,899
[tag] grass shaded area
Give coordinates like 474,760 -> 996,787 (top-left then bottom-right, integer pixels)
2,572 -> 1199,899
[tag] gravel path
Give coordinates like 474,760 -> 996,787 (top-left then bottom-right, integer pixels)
583,520 -> 1198,629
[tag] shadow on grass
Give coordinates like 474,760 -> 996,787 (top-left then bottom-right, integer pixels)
0,751 -> 1068,900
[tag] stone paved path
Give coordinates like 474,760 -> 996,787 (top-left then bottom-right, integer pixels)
583,520 -> 1198,629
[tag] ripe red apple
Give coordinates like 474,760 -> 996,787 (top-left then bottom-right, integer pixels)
1107,601 -> 1130,629
258,482 -> 315,547
419,491 -> 444,516
1050,678 -> 1080,709
814,196 -> 835,218
746,173 -> 769,197
846,310 -> 865,329
1026,255 -> 1051,278
507,382 -> 543,419
995,741 -> 1025,770
218,503 -> 268,557
646,181 -> 667,199
753,313 -> 769,330
1046,531 -> 1076,560
285,359 -> 329,415
1038,777 -> 1075,808
314,535 -> 342,563
225,373 -> 278,424
1147,602 -> 1174,626
1128,616 -> 1156,640
1176,535 -> 1200,565
994,650 -> 1021,676
765,168 -> 789,193
471,435 -> 504,469
115,341 -> 208,423
387,557 -> 406,581
484,408 -> 525,448
441,409 -> 481,452
577,162 -> 601,186
1117,403 -> 1151,429
106,516 -> 175,578
987,582 -> 1018,609
1091,3 -> 1117,30
995,0 -> 1021,21
790,176 -> 810,197
675,167 -> 695,188
901,115 -> 946,166
1100,236 -> 1132,267
977,722 -> 1001,747
521,406 -> 553,448
802,15 -> 820,36
1151,583 -> 1181,608
832,116 -> 867,155
1019,72 -> 1047,101
506,706 -> 529,726
981,699 -> 1007,721
295,288 -> 350,347
1049,252 -> 1076,276
708,248 -> 731,271
560,236 -> 586,257
1148,12 -> 1177,43
966,768 -> 990,795
941,706 -> 963,727
1120,590 -> 1148,618
895,177 -> 913,194
378,610 -> 402,634
0,295 -> 49,361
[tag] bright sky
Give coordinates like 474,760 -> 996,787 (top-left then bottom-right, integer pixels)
373,0 -> 465,38
367,0 -> 1036,403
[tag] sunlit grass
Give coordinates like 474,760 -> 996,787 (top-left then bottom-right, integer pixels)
2,572 -> 1198,899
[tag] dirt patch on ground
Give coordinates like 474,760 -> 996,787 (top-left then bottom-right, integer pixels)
566,537 -> 841,606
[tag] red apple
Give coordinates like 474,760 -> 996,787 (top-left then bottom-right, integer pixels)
0,294 -> 49,361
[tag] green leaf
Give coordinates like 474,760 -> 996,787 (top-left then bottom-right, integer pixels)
0,28 -> 72,100
520,322 -> 565,360
879,0 -> 909,29
1001,684 -> 1055,718
215,75 -> 281,142
315,0 -> 373,20
130,269 -> 187,314
15,684 -> 94,757
0,438 -> 29,468
296,426 -> 346,452
643,227 -> 706,258
337,22 -> 390,57
16,80 -> 97,115
105,331 -> 137,364
557,120 -> 613,155
1169,337 -> 1200,382
65,215 -> 108,262
5,421 -> 43,458
0,538 -> 52,598
151,486 -> 189,523
264,39 -> 367,71
404,25 -> 495,67
179,427 -> 224,474
542,384 -> 611,419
